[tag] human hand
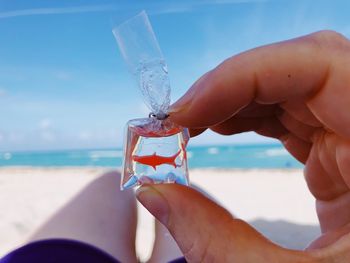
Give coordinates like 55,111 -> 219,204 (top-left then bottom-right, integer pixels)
137,31 -> 350,262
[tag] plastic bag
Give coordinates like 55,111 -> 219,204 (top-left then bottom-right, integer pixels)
113,11 -> 190,190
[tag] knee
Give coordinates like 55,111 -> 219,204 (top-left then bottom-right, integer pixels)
97,170 -> 122,185
94,170 -> 136,200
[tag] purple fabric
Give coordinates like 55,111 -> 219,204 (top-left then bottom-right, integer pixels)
169,257 -> 187,263
0,239 -> 187,263
0,239 -> 120,263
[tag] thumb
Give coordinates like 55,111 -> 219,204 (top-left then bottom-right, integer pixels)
136,184 -> 312,262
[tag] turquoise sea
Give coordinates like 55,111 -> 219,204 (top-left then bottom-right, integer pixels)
0,143 -> 303,169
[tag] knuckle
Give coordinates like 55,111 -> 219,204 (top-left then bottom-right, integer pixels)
313,30 -> 347,41
307,30 -> 350,52
183,236 -> 214,263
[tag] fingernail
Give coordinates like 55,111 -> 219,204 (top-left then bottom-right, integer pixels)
136,186 -> 169,225
168,72 -> 210,114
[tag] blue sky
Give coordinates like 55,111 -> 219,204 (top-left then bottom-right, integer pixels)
0,0 -> 350,151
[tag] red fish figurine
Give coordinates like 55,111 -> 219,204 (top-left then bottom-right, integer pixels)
132,150 -> 181,170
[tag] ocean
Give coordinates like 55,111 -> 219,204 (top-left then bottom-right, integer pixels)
0,143 -> 303,169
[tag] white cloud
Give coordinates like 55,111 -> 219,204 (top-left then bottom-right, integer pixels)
149,0 -> 267,15
39,118 -> 53,130
148,5 -> 192,15
0,0 -> 269,20
8,132 -> 24,143
0,5 -> 118,19
78,131 -> 93,141
40,131 -> 56,142
38,118 -> 57,142
77,128 -> 120,146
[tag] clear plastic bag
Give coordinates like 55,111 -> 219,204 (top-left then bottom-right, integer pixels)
113,11 -> 190,190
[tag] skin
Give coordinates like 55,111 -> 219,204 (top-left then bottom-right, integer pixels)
136,30 -> 350,262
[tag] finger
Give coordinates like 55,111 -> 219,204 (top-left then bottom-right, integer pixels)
278,111 -> 316,142
280,133 -> 312,163
169,31 -> 350,139
210,116 -> 288,138
136,184 -> 315,262
304,141 -> 347,202
188,127 -> 207,137
307,223 -> 350,250
235,102 -> 279,118
169,31 -> 331,127
336,139 -> 350,189
137,184 -> 239,263
280,99 -> 323,128
210,115 -> 311,163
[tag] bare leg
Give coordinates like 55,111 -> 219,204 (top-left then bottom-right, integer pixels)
146,183 -> 216,263
29,171 -> 138,263
147,219 -> 183,263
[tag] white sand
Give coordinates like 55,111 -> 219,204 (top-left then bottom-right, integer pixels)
0,168 -> 320,261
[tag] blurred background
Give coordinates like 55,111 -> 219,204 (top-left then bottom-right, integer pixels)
1,0 -> 349,167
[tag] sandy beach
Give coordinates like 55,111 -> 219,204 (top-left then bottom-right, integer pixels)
0,167 -> 319,261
